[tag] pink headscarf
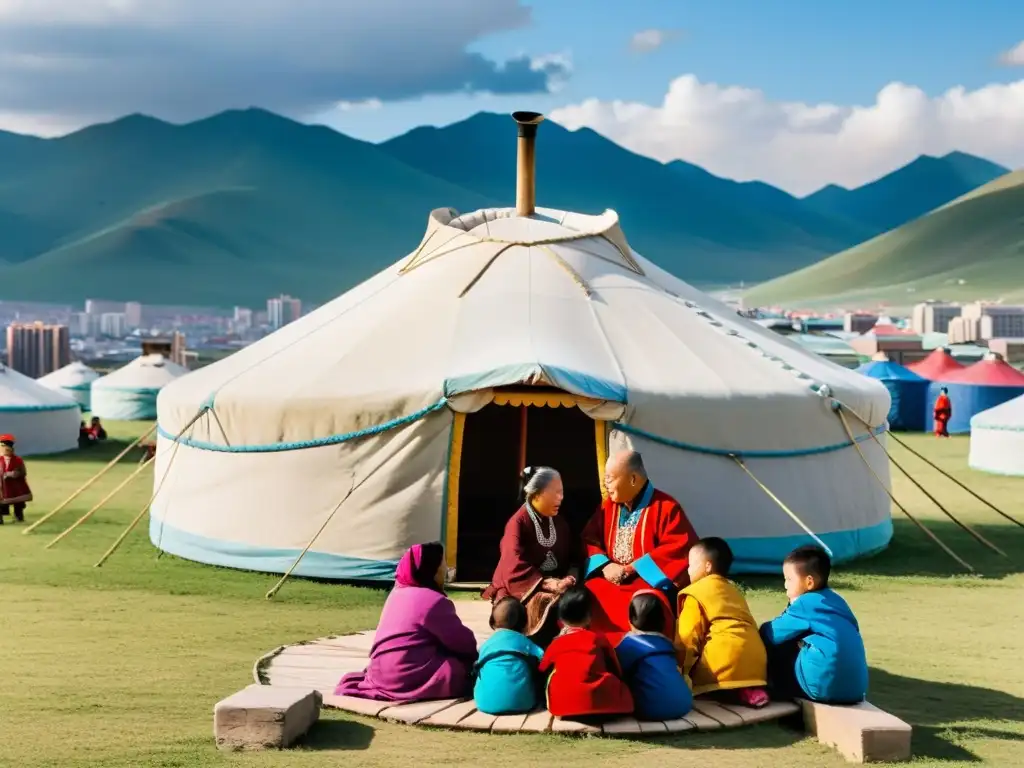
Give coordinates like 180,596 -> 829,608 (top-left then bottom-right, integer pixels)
394,542 -> 445,592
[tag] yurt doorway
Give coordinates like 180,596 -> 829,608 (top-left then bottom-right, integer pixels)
450,389 -> 606,583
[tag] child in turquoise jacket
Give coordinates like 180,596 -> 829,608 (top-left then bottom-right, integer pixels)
760,545 -> 868,705
473,597 -> 544,714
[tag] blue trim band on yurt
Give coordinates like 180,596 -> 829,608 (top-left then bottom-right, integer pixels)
150,512 -> 893,580
443,363 -> 628,403
0,401 -> 81,413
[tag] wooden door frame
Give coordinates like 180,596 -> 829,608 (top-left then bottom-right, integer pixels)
443,389 -> 609,578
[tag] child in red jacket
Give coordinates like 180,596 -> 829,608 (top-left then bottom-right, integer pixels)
0,434 -> 32,523
539,588 -> 634,719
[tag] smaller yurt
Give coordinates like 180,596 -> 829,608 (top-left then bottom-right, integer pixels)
969,393 -> 1024,476
91,354 -> 189,420
908,347 -> 965,380
793,334 -> 864,369
857,355 -> 929,431
0,363 -> 81,454
37,361 -> 99,410
929,353 -> 1024,434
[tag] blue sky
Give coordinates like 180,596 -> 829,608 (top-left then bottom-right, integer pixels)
321,0 -> 1024,142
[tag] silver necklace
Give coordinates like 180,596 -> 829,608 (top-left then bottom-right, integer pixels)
528,506 -> 558,549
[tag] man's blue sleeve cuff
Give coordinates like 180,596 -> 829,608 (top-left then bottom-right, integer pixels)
585,554 -> 610,578
634,553 -> 672,591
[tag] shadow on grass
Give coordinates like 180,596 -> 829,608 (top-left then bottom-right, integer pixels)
37,439 -> 150,466
870,667 -> 1024,763
301,716 -> 375,751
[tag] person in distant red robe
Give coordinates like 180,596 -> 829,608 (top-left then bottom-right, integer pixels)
539,587 -> 634,719
582,450 -> 698,640
0,434 -> 32,524
483,466 -> 577,647
933,387 -> 952,438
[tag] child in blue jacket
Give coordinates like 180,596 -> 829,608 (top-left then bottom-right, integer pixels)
472,597 -> 543,714
615,592 -> 693,720
759,545 -> 868,704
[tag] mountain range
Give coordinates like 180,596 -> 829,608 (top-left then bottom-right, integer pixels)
744,168 -> 1024,308
0,108 -> 1010,306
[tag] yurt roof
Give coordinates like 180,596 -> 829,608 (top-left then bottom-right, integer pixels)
908,348 -> 964,380
942,355 -> 1024,386
857,360 -> 927,382
971,393 -> 1024,429
94,354 -> 189,391
38,361 -> 99,389
158,204 -> 892,454
0,362 -> 80,411
862,323 -> 919,340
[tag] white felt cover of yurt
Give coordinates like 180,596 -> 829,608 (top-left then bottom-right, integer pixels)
969,393 -> 1024,476
37,361 -> 99,410
0,363 -> 81,455
91,354 -> 189,421
151,205 -> 894,581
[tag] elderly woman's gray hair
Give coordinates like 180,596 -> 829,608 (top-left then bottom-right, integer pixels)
521,465 -> 560,501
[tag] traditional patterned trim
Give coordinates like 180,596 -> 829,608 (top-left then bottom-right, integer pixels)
595,419 -> 609,500
444,411 -> 467,573
491,389 -> 602,409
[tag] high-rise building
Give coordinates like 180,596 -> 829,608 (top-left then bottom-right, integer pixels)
85,299 -> 126,316
124,301 -> 143,329
843,313 -> 878,334
911,302 -> 961,334
267,295 -> 302,330
99,312 -> 128,338
949,303 -> 1024,343
5,322 -> 71,377
233,306 -> 253,332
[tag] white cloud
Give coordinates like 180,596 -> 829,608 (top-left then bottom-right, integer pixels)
0,0 -> 570,135
550,74 -> 1024,195
629,28 -> 682,54
999,41 -> 1024,66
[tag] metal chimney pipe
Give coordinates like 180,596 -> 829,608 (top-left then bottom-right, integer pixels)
512,111 -> 544,216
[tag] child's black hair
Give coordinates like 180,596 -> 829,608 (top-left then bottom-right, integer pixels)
557,587 -> 592,627
628,592 -> 666,633
489,596 -> 527,632
784,545 -> 831,587
693,536 -> 734,576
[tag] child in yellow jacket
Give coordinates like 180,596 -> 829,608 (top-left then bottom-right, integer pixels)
675,537 -> 769,707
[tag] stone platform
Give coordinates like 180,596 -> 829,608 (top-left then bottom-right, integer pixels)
254,599 -> 800,736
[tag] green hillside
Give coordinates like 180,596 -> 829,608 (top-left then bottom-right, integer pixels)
0,108 -> 1009,306
744,169 -> 1024,308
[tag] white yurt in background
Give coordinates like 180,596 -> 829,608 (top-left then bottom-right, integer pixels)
150,113 -> 894,583
91,354 -> 189,420
969,393 -> 1024,476
37,361 -> 99,410
0,363 -> 81,455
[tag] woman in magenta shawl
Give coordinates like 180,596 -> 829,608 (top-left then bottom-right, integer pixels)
482,466 -> 577,647
336,542 -> 478,702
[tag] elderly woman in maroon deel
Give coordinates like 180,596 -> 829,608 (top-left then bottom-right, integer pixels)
482,466 -> 578,647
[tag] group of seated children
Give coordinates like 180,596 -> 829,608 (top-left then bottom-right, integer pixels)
78,417 -> 108,449
338,539 -> 868,721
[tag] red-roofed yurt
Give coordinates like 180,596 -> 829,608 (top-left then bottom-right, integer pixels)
927,353 -> 1024,433
909,347 -> 965,381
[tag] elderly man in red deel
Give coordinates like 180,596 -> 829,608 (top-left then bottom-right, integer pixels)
581,450 -> 698,640
0,434 -> 32,524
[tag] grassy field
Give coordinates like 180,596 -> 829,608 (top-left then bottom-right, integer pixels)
2,423 -> 1023,767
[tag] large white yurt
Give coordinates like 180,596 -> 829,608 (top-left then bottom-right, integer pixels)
151,113 -> 894,582
37,361 -> 99,410
969,393 -> 1024,476
91,354 -> 189,420
0,363 -> 81,455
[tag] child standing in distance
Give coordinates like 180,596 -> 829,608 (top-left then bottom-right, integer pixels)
539,588 -> 634,719
615,592 -> 692,720
675,537 -> 770,707
472,597 -> 544,715
760,545 -> 868,704
0,434 -> 32,524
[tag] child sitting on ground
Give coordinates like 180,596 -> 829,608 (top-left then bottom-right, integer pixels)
539,588 -> 634,719
759,545 -> 868,704
615,592 -> 692,720
675,537 -> 769,707
472,597 -> 544,715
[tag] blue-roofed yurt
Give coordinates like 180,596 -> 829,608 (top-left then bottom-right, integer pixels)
930,353 -> 1024,434
857,355 -> 929,431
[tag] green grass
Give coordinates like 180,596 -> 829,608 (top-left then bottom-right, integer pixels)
2,423 -> 1023,767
